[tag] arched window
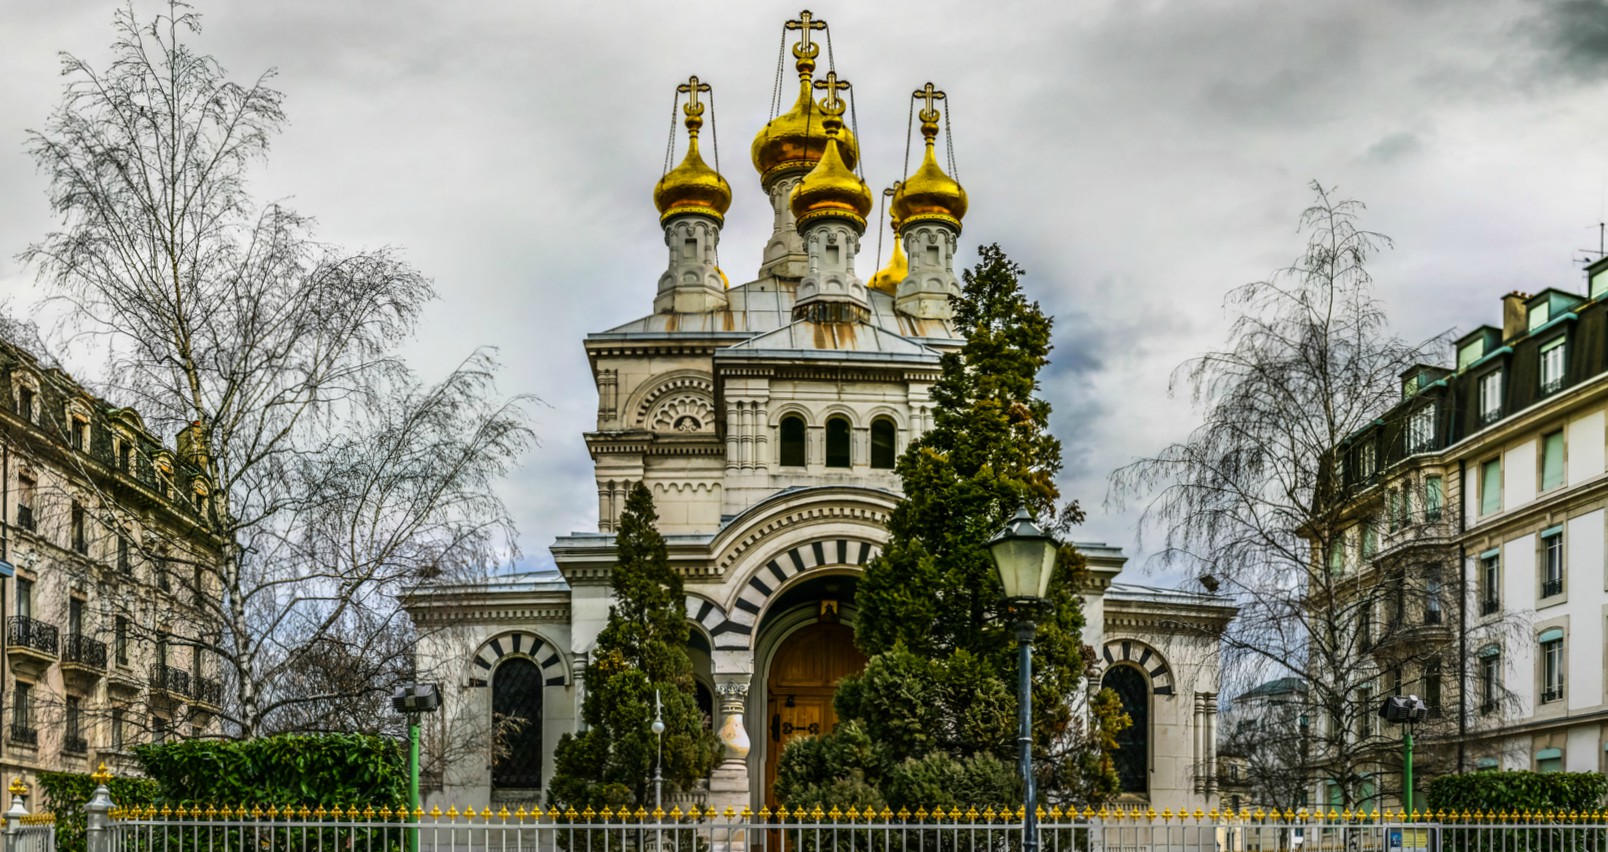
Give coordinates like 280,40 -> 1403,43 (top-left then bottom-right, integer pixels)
695,681 -> 715,732
825,417 -> 852,468
779,416 -> 807,467
491,658 -> 543,789
1102,665 -> 1150,794
870,418 -> 896,469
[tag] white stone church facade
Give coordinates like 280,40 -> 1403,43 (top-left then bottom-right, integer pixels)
404,11 -> 1233,817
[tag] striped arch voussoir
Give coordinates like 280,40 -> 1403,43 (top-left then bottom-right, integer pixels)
722,538 -> 881,649
467,631 -> 568,689
1101,638 -> 1174,695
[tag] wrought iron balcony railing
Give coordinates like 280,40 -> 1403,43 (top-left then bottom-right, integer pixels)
150,663 -> 191,697
15,505 -> 33,531
7,616 -> 59,656
1542,578 -> 1564,598
1480,598 -> 1500,616
62,733 -> 88,754
62,634 -> 107,669
1542,683 -> 1565,704
193,675 -> 223,707
7,725 -> 37,747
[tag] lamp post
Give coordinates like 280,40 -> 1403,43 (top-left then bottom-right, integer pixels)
651,689 -> 666,813
1378,695 -> 1428,820
392,683 -> 441,852
988,507 -> 1059,852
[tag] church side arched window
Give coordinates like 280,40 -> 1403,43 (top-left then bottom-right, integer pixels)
825,417 -> 851,468
779,416 -> 807,467
870,418 -> 896,469
491,658 -> 543,789
1102,664 -> 1150,794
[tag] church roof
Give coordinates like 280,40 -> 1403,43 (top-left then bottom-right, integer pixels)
718,319 -> 940,362
592,281 -> 958,345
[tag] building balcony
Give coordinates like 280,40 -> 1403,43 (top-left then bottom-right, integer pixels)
61,633 -> 107,688
14,505 -> 34,532
8,725 -> 37,748
6,616 -> 58,675
192,675 -> 223,710
149,663 -> 192,698
62,733 -> 88,755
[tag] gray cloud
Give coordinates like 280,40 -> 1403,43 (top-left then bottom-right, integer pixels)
3,1 -> 1608,583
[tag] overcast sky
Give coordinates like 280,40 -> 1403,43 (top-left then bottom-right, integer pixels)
3,1 -> 1608,584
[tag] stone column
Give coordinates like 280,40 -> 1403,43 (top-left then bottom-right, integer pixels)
708,679 -> 752,812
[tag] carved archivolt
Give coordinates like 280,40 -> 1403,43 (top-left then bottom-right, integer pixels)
650,394 -> 715,434
631,374 -> 715,429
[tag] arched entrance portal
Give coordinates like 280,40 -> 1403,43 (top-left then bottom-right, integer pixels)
762,621 -> 866,805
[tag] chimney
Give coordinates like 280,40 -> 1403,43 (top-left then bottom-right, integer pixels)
1502,292 -> 1530,342
176,420 -> 209,469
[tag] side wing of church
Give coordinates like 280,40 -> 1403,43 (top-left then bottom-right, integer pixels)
404,11 -> 1235,815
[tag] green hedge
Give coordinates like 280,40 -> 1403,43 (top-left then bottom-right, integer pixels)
38,771 -> 159,852
133,733 -> 407,807
1427,771 -> 1608,814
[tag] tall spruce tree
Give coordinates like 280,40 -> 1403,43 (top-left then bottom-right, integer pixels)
549,483 -> 721,808
776,244 -> 1125,810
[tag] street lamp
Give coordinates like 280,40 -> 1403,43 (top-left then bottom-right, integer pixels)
392,683 -> 440,852
988,507 -> 1058,852
1379,695 -> 1428,820
651,689 -> 666,813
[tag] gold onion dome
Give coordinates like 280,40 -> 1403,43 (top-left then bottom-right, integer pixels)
751,22 -> 858,183
868,191 -> 907,294
891,85 -> 967,230
789,119 -> 872,228
654,78 -> 731,225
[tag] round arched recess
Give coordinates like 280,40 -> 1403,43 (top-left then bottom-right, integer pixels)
1102,663 -> 1150,795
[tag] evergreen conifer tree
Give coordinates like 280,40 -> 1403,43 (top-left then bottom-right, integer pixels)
549,483 -> 721,808
776,244 -> 1126,810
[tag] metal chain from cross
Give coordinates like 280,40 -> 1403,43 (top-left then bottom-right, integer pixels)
786,10 -> 827,60
913,82 -> 946,124
677,75 -> 711,118
813,71 -> 850,117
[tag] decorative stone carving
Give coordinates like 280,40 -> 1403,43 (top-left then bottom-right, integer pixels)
650,394 -> 715,434
716,680 -> 751,759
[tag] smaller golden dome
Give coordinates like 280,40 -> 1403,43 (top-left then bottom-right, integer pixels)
750,28 -> 858,185
868,190 -> 907,294
891,84 -> 967,231
789,74 -> 872,229
654,77 -> 731,225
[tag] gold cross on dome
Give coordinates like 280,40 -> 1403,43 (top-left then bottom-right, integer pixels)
787,11 -> 827,55
813,71 -> 850,116
677,75 -> 711,116
913,82 -> 946,122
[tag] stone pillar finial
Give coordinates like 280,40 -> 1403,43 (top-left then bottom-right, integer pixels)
716,680 -> 752,759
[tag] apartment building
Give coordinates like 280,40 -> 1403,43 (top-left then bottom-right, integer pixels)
0,335 -> 225,783
1329,256 -> 1608,795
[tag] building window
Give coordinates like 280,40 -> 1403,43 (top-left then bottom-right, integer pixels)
11,682 -> 31,740
193,565 -> 205,606
1425,575 -> 1443,625
491,658 -> 544,789
111,708 -> 124,751
1480,459 -> 1501,516
65,697 -> 83,752
1479,648 -> 1500,715
14,577 -> 31,620
1423,660 -> 1442,714
71,501 -> 88,554
869,418 -> 896,469
1541,527 -> 1564,599
1459,339 -> 1486,369
16,386 -> 33,422
1361,523 -> 1378,560
1480,551 -> 1500,615
156,552 -> 170,592
1102,665 -> 1150,794
1408,405 -> 1435,453
1537,749 -> 1564,773
1541,430 -> 1565,492
824,417 -> 851,469
1387,487 -> 1405,532
68,598 -> 83,637
15,474 -> 35,532
119,441 -> 133,473
1540,631 -> 1564,704
1357,442 -> 1377,482
1478,370 -> 1503,424
117,535 -> 131,574
1424,475 -> 1443,522
1388,577 -> 1406,627
1327,534 -> 1345,574
1357,686 -> 1373,738
778,416 -> 806,468
1539,336 -> 1566,395
152,716 -> 168,744
1358,600 -> 1373,647
115,616 -> 129,665
71,416 -> 88,451
1529,302 -> 1551,331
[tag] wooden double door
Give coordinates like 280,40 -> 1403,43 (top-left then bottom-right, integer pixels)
763,621 -> 867,807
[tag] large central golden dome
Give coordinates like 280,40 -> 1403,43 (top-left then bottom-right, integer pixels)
654,83 -> 731,224
751,47 -> 858,185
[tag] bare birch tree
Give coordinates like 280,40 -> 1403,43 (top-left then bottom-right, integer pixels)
1110,183 -> 1513,809
21,1 -> 535,736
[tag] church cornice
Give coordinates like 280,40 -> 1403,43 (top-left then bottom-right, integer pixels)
584,431 -> 724,457
715,364 -> 940,383
1103,599 -> 1235,636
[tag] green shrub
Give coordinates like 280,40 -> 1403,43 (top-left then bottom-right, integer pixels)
38,771 -> 158,852
1427,771 -> 1608,814
134,733 -> 406,806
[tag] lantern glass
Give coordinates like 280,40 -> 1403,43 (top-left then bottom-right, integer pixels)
988,509 -> 1058,602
